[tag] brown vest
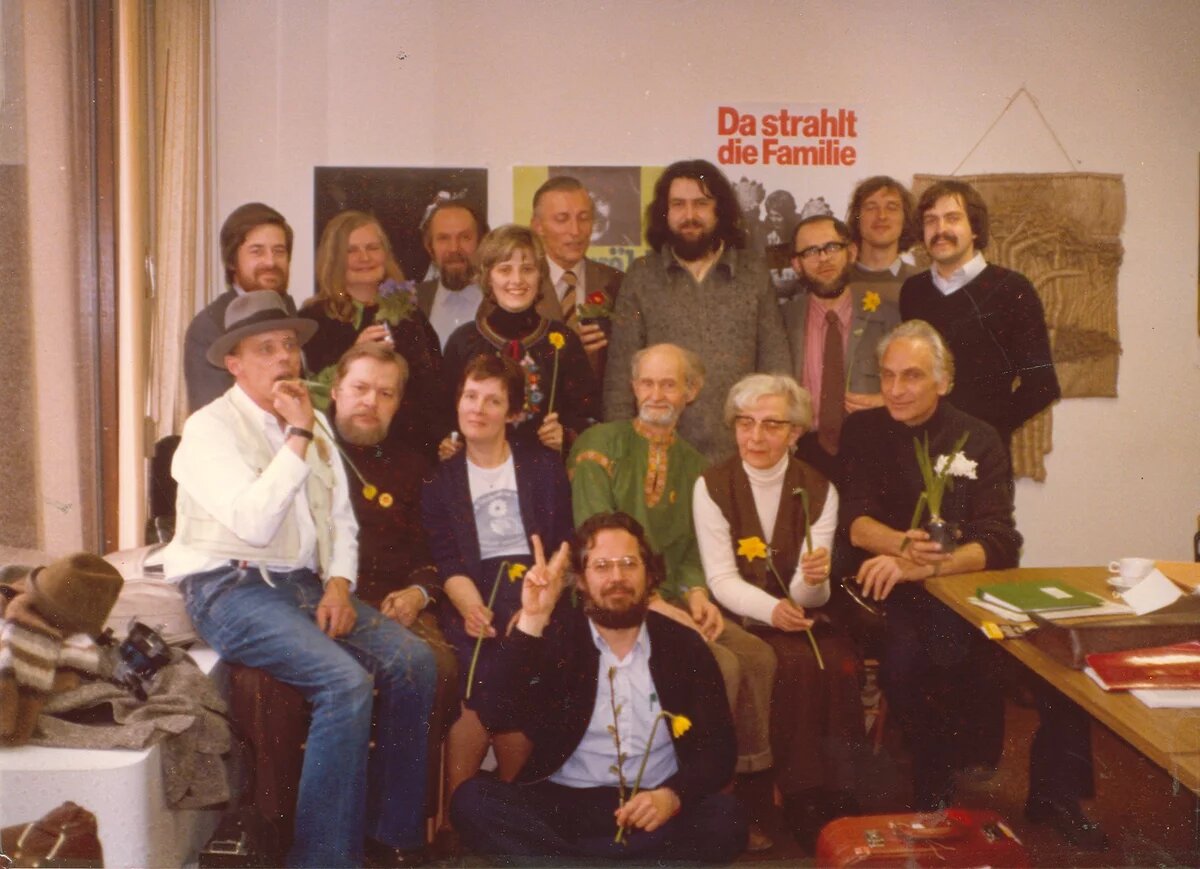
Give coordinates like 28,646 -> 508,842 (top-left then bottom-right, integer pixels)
702,457 -> 829,597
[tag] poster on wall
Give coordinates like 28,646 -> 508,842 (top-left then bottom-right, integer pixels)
513,165 -> 663,275
710,102 -> 867,296
314,167 -> 488,285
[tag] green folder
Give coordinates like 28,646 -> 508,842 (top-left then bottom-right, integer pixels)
977,580 -> 1105,614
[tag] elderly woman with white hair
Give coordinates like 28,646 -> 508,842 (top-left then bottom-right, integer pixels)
692,372 -> 864,851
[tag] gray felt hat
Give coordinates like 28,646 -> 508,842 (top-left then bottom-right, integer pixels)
207,291 -> 317,366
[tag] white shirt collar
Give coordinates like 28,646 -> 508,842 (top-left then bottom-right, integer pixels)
931,251 -> 986,295
588,619 -> 650,664
548,257 -> 587,302
230,383 -> 282,431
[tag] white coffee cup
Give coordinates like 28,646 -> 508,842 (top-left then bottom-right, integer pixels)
1107,557 -> 1155,584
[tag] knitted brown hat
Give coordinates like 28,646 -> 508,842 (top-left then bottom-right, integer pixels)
27,553 -> 124,636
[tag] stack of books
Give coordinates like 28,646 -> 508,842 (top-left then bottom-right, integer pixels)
1084,640 -> 1200,708
976,579 -> 1105,618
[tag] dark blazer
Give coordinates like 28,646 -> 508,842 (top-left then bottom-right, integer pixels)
420,439 -> 574,587
501,605 -> 736,807
183,289 -> 298,413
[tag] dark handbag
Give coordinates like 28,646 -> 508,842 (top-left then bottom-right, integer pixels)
0,801 -> 103,868
1026,595 -> 1200,669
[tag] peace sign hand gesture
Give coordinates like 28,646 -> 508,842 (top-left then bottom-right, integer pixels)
517,534 -> 571,637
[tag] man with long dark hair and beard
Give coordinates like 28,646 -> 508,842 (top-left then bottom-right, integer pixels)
781,215 -> 899,487
602,159 -> 790,464
450,512 -> 747,864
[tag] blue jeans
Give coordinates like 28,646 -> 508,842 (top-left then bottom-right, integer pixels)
182,565 -> 435,867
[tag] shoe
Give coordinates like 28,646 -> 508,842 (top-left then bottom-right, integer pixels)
745,822 -> 774,852
363,837 -> 430,868
783,789 -> 828,852
1024,797 -> 1109,851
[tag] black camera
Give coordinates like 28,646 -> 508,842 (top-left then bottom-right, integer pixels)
111,620 -> 172,700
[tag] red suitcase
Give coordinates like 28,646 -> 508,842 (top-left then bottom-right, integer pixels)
816,808 -> 1030,867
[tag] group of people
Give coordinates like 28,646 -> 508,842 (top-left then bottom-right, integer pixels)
164,159 -> 1101,868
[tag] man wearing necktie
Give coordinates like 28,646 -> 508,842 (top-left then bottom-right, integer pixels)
530,176 -> 624,381
781,215 -> 899,488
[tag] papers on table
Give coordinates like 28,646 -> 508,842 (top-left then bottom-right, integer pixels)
1119,568 -> 1185,615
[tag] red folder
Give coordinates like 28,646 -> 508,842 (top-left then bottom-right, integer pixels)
1086,640 -> 1200,690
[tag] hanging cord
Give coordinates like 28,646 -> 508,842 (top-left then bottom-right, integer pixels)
951,85 -> 1079,175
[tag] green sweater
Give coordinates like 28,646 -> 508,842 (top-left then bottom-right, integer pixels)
568,420 -> 709,601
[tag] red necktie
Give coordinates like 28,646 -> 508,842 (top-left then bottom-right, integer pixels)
819,309 -> 845,454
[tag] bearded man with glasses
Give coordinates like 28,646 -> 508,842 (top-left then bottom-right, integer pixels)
449,511 -> 747,864
782,215 -> 899,488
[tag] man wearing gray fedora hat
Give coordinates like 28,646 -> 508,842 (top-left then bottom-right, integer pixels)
164,291 -> 437,868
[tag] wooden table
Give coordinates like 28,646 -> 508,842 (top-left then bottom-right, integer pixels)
926,566 -> 1200,795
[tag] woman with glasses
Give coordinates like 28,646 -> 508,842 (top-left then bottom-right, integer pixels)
421,353 -> 574,811
692,373 -> 864,852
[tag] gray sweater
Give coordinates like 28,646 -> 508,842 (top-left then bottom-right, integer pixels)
602,246 -> 790,462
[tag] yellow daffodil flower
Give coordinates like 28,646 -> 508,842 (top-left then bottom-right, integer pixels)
669,713 -> 693,738
362,483 -> 378,500
377,493 -> 393,508
862,290 -> 882,313
508,563 -> 528,582
548,331 -> 566,350
736,536 -> 767,561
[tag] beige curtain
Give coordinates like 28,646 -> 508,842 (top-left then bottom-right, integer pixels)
146,0 -> 211,440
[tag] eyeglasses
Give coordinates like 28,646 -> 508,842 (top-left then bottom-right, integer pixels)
733,416 -> 793,436
839,575 -> 885,619
796,241 -> 849,261
587,556 -> 643,575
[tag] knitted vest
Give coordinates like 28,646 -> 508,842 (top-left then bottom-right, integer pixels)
174,393 -> 337,576
702,457 -> 829,597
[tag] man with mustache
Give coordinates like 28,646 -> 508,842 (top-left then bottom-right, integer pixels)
900,180 -> 1060,446
450,512 -> 747,864
845,176 -> 920,305
184,202 -> 299,412
570,344 -> 777,845
781,215 -> 899,486
415,200 -> 488,350
165,293 -> 437,867
603,159 -> 790,463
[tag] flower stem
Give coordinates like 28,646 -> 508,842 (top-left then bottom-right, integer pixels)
766,557 -> 824,670
900,492 -> 928,553
615,712 -> 667,843
546,349 -> 562,415
464,561 -> 508,701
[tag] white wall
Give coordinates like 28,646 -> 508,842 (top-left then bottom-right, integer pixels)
212,0 -> 1200,566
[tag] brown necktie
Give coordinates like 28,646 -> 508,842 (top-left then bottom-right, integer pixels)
561,269 -> 578,327
819,309 -> 845,454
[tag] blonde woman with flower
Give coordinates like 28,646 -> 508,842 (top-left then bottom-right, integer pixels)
421,354 -> 575,804
693,372 -> 865,851
301,210 -> 449,458
441,224 -> 598,457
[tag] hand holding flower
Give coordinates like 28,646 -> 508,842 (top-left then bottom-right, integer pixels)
799,547 -> 831,585
537,411 -> 563,452
614,787 -> 681,834
771,598 -> 814,632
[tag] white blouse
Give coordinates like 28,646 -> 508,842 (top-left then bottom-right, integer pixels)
693,455 -> 837,626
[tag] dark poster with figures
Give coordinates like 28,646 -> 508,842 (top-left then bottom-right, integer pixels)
314,167 -> 488,286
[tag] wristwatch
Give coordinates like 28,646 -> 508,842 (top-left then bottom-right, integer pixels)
284,425 -> 314,441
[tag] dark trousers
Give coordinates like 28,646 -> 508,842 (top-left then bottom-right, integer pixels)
881,587 -> 1093,809
881,587 -> 1006,809
450,777 -> 748,865
754,625 -> 863,795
